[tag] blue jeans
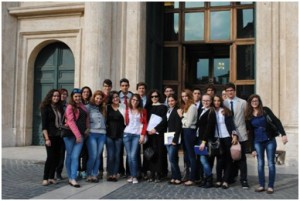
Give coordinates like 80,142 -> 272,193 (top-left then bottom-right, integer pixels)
86,133 -> 106,177
183,128 -> 197,181
123,133 -> 140,177
106,136 -> 122,176
63,136 -> 84,180
254,139 -> 277,188
166,144 -> 181,180
200,155 -> 212,177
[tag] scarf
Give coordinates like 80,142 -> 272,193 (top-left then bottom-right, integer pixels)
51,104 -> 62,128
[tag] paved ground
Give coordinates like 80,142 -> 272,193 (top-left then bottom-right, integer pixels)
1,146 -> 298,199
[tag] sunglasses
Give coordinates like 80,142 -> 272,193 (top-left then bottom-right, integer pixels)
151,95 -> 159,98
72,88 -> 81,93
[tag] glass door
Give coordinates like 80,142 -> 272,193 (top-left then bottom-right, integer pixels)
184,44 -> 231,94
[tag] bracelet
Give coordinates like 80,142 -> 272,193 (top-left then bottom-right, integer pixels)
45,139 -> 49,141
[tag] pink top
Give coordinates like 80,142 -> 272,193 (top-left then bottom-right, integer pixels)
65,103 -> 89,139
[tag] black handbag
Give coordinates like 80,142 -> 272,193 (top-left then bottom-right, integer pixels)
59,125 -> 74,138
208,138 -> 221,157
144,147 -> 155,160
266,114 -> 280,136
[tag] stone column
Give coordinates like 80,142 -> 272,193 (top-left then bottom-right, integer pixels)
123,2 -> 147,89
82,2 -> 112,91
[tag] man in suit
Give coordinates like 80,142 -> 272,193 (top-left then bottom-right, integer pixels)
223,82 -> 249,189
163,86 -> 174,106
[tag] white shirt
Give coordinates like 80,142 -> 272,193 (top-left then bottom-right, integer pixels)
215,108 -> 230,138
124,110 -> 142,135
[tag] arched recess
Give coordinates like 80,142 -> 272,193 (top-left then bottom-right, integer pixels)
31,41 -> 75,145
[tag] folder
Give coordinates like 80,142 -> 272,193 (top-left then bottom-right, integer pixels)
194,145 -> 208,155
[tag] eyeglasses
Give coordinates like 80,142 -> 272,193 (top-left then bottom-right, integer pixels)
151,95 -> 159,98
251,100 -> 259,103
121,84 -> 129,87
113,96 -> 119,99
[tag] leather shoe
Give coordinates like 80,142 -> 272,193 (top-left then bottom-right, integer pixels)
69,181 -> 80,188
266,187 -> 274,194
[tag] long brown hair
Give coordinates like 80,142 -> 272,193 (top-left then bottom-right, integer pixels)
40,89 -> 62,109
245,94 -> 264,120
69,88 -> 82,113
212,95 -> 232,116
90,90 -> 106,117
180,89 -> 194,113
128,94 -> 143,113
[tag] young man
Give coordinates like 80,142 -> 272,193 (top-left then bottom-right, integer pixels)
223,82 -> 249,189
205,84 -> 216,97
136,82 -> 147,107
102,79 -> 113,103
119,78 -> 133,108
163,86 -> 174,106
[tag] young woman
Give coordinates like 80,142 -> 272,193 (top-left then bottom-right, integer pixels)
212,95 -> 238,189
177,89 -> 198,186
55,88 -> 69,180
197,94 -> 215,188
78,86 -> 92,179
245,94 -> 288,194
165,94 -> 182,185
85,90 -> 107,183
40,89 -> 64,186
123,94 -> 147,184
106,91 -> 126,182
64,88 -> 89,188
145,89 -> 168,182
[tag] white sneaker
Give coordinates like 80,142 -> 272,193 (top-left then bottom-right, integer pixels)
127,177 -> 133,183
132,177 -> 138,184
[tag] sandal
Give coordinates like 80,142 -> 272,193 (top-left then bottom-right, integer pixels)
42,180 -> 49,186
215,182 -> 222,188
184,180 -> 194,186
255,186 -> 265,192
266,187 -> 274,194
174,180 -> 181,185
222,182 -> 229,189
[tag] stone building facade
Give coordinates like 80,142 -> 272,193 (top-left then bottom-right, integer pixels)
2,2 -> 298,167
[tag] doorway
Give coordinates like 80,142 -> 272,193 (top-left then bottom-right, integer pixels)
184,44 -> 231,94
32,42 -> 74,145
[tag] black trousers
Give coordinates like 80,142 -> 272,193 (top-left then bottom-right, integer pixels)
230,140 -> 248,182
55,137 -> 65,176
43,136 -> 61,180
78,138 -> 88,172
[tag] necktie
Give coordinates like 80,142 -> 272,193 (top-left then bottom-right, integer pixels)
230,101 -> 234,115
124,95 -> 128,108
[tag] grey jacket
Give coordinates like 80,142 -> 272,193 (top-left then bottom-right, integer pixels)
86,104 -> 106,134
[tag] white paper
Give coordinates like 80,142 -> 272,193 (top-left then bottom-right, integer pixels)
146,114 -> 162,132
164,132 -> 181,145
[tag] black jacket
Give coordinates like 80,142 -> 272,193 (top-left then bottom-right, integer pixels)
197,108 -> 216,142
41,105 -> 64,137
165,106 -> 182,144
246,106 -> 286,150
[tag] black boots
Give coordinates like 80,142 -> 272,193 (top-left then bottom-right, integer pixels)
198,175 -> 213,188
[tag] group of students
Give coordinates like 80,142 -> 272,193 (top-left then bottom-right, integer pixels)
40,79 -> 288,194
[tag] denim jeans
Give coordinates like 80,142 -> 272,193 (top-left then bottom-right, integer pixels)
86,133 -> 106,177
106,136 -> 122,176
123,133 -> 140,177
183,128 -> 197,181
63,136 -> 84,180
200,155 -> 212,177
166,144 -> 181,180
254,138 -> 277,188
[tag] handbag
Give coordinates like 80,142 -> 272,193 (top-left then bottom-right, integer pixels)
266,114 -> 280,135
208,138 -> 221,157
230,142 -> 242,161
144,147 -> 155,160
59,125 -> 74,138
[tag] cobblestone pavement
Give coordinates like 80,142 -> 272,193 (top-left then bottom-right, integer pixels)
2,157 -> 298,199
2,158 -> 67,199
102,174 -> 298,199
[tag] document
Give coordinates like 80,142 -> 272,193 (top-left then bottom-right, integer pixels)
194,145 -> 208,155
164,132 -> 181,145
146,114 -> 162,132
